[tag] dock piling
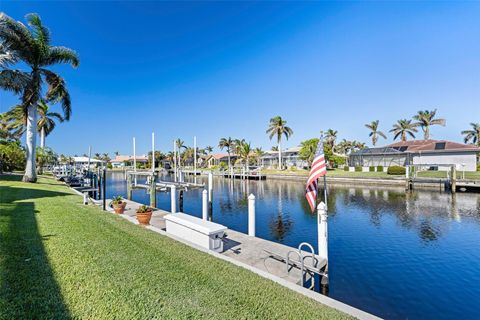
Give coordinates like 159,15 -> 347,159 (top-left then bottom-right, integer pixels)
317,201 -> 329,290
150,173 -> 157,208
171,184 -> 177,213
202,189 -> 208,220
248,194 -> 256,236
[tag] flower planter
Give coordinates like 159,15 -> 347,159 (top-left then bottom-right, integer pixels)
136,211 -> 153,225
113,202 -> 127,214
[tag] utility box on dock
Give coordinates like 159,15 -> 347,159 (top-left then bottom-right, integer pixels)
164,213 -> 227,252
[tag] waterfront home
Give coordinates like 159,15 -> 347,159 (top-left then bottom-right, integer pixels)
260,147 -> 308,169
349,140 -> 479,171
206,153 -> 238,168
71,156 -> 104,170
110,155 -> 149,168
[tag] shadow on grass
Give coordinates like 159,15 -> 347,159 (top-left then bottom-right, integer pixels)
0,187 -> 72,318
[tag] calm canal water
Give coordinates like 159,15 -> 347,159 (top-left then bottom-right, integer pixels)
106,171 -> 480,319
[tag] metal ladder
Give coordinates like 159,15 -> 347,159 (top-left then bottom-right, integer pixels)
286,242 -> 317,290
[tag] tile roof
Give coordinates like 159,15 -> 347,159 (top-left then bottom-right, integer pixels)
385,140 -> 479,152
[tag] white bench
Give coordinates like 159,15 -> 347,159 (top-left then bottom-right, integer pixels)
164,213 -> 227,252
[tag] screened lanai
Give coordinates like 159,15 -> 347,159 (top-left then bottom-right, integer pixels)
349,147 -> 411,167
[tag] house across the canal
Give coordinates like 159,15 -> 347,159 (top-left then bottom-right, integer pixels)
110,155 -> 149,168
260,147 -> 308,169
349,140 -> 479,171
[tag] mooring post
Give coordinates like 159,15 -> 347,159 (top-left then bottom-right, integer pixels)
202,189 -> 208,220
171,184 -> 177,213
150,173 -> 157,208
317,201 -> 329,290
127,173 -> 132,200
102,168 -> 106,211
248,194 -> 256,236
451,166 -> 457,193
179,190 -> 184,212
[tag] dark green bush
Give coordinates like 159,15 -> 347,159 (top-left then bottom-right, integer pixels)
354,166 -> 362,172
344,165 -> 349,171
377,165 -> 384,172
369,166 -> 375,172
387,165 -> 406,175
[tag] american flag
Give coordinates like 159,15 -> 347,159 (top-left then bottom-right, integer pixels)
305,137 -> 327,212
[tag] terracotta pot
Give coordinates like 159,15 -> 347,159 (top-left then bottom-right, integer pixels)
136,211 -> 153,225
113,202 -> 127,214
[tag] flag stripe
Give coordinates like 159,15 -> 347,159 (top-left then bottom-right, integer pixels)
305,138 -> 327,212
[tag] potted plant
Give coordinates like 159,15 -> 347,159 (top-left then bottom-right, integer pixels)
111,196 -> 127,214
136,205 -> 153,225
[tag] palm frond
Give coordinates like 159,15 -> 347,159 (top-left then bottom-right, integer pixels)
26,13 -> 50,47
0,13 -> 36,64
41,69 -> 71,120
0,69 -> 30,94
43,46 -> 79,67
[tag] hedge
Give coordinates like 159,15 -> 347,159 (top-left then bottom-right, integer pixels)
387,165 -> 406,175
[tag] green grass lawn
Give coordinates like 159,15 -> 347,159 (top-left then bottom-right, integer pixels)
0,175 -> 350,319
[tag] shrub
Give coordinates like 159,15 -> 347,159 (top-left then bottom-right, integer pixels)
477,164 -> 480,172
387,166 -> 406,175
344,165 -> 349,171
354,166 -> 362,172
377,165 -> 384,172
107,163 -> 113,169
0,140 -> 25,172
219,162 -> 228,169
369,166 -> 375,172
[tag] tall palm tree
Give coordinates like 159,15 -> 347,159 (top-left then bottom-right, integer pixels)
325,129 -> 338,151
365,120 -> 387,146
266,116 -> 293,169
413,109 -> 446,140
390,119 -> 418,141
0,13 -> 79,182
218,137 -> 233,171
461,123 -> 480,146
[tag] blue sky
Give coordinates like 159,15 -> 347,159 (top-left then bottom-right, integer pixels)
1,1 -> 480,156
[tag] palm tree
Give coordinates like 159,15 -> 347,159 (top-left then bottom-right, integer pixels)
38,100 -> 64,148
461,123 -> 480,146
233,138 -> 245,155
254,147 -> 264,166
94,153 -> 101,160
266,116 -> 293,169
175,139 -> 186,166
325,129 -> 338,151
390,119 -> 418,141
413,109 -> 446,140
218,137 -> 233,171
4,100 -> 65,147
204,145 -> 213,154
238,141 -> 252,171
365,120 -> 387,146
0,13 -> 79,182
337,139 -> 352,155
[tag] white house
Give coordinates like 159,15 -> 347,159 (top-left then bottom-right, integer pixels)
260,147 -> 308,169
72,156 -> 103,170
